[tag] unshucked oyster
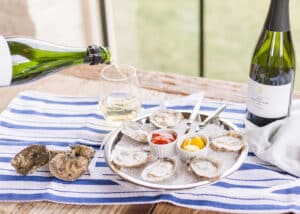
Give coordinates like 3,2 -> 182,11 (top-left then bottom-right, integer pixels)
121,121 -> 149,143
11,145 -> 49,175
141,158 -> 176,182
49,145 -> 95,181
150,109 -> 183,129
11,144 -> 95,181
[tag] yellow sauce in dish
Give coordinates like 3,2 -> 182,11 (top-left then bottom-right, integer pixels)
181,136 -> 206,152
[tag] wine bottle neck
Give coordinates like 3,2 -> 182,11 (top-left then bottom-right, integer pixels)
264,0 -> 290,32
85,45 -> 110,65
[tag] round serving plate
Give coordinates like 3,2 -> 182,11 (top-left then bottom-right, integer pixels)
103,111 -> 248,190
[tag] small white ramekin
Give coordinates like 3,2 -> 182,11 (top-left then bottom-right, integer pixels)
148,129 -> 178,158
176,133 -> 209,162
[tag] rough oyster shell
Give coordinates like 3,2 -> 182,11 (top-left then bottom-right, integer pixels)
11,145 -> 49,175
141,158 -> 176,182
121,121 -> 149,143
112,146 -> 149,168
49,145 -> 95,181
70,144 -> 95,161
150,109 -> 183,129
210,131 -> 245,152
189,157 -> 221,179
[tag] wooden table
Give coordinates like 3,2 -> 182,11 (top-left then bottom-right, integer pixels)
0,65 -> 298,214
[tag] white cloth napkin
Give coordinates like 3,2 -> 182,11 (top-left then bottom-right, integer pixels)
246,101 -> 300,177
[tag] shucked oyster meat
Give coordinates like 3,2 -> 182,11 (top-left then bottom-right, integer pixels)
150,109 -> 183,129
49,145 -> 95,181
210,130 -> 245,152
111,146 -> 149,168
121,121 -> 149,143
189,157 -> 221,180
141,158 -> 176,182
198,123 -> 228,139
11,145 -> 49,175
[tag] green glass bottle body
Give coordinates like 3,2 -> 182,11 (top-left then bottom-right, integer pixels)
0,36 -> 111,86
246,0 -> 295,126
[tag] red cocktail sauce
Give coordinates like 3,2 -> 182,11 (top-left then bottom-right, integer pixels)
151,132 -> 176,145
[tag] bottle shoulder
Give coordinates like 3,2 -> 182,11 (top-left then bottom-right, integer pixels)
251,30 -> 295,68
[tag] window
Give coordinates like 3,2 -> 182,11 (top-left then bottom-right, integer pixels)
108,0 -> 300,89
110,0 -> 199,76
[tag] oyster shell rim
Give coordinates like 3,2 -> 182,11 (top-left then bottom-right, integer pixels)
141,158 -> 177,182
111,146 -> 150,168
189,157 -> 221,180
149,109 -> 184,129
120,121 -> 149,143
210,130 -> 245,152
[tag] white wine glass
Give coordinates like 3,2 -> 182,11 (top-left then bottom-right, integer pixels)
99,64 -> 141,122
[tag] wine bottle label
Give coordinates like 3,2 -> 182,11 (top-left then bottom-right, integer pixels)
247,78 -> 291,118
0,35 -> 12,86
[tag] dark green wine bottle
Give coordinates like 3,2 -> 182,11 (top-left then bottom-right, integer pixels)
246,0 -> 295,126
0,36 -> 111,86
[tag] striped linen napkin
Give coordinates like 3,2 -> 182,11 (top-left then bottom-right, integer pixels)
0,91 -> 299,213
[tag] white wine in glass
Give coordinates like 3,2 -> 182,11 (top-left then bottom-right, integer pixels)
99,64 -> 141,122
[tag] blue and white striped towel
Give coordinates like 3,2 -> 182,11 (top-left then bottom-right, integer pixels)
0,91 -> 299,213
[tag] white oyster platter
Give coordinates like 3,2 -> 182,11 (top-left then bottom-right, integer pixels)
104,109 -> 248,190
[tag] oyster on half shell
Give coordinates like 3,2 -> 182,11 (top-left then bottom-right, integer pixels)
198,123 -> 228,139
49,145 -> 95,181
150,109 -> 183,129
121,121 -> 149,143
189,157 -> 221,179
210,130 -> 245,152
11,145 -> 49,175
141,158 -> 176,182
111,146 -> 149,168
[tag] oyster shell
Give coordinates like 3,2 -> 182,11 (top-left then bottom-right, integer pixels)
49,145 -> 95,181
189,157 -> 221,179
150,109 -> 183,129
112,146 -> 149,168
121,121 -> 149,143
210,131 -> 245,152
70,144 -> 95,161
198,123 -> 228,139
11,145 -> 49,175
141,158 -> 176,182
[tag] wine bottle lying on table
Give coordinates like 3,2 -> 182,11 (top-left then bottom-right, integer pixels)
0,36 -> 111,86
246,0 -> 295,127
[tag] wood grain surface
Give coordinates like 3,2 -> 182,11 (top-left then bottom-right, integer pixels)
0,64 -> 297,214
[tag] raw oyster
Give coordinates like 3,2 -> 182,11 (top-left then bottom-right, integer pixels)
11,145 -> 49,175
210,131 -> 245,152
121,121 -> 149,143
198,123 -> 228,139
150,109 -> 183,129
49,145 -> 95,181
141,158 -> 176,182
189,157 -> 221,179
112,146 -> 149,168
226,130 -> 244,139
